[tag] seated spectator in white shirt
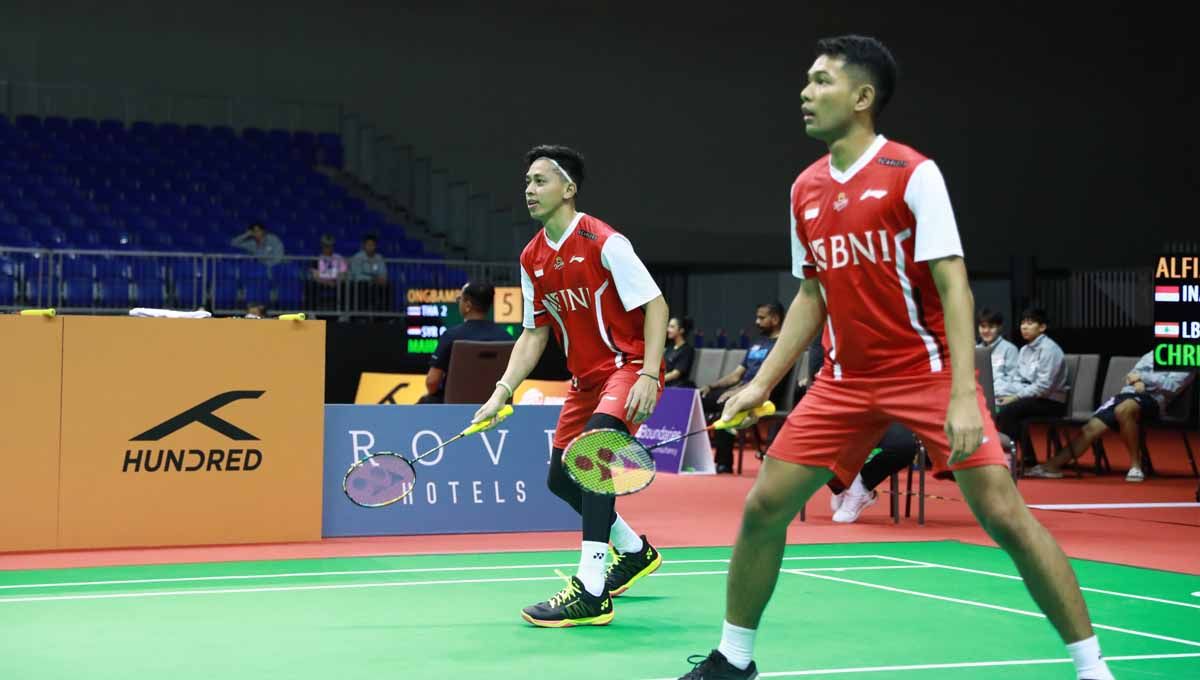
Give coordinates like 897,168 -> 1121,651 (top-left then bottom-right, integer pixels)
306,234 -> 347,310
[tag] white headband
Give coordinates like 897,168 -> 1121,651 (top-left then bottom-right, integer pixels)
539,157 -> 575,186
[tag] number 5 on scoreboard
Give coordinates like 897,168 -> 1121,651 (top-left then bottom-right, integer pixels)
493,286 -> 523,324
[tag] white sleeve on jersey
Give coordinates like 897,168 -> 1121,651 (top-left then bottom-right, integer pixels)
790,197 -> 813,279
906,160 -> 964,262
601,235 -> 662,311
520,265 -> 538,329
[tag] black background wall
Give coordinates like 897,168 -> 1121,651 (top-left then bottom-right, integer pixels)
2,1 -> 1188,272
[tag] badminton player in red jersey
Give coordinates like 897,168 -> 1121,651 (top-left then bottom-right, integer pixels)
473,145 -> 668,628
677,36 -> 1113,680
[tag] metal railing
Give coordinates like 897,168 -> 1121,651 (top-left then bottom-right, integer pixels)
0,247 -> 518,317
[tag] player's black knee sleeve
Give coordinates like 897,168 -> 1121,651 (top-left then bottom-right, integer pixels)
547,447 -> 583,513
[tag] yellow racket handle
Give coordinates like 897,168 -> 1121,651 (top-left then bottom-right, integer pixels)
279,313 -> 306,321
714,400 -> 776,431
461,404 -> 514,435
19,308 -> 56,317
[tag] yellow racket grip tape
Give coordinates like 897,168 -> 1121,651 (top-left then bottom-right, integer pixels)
19,308 -> 56,317
278,313 -> 306,321
714,400 -> 776,431
462,404 -> 514,435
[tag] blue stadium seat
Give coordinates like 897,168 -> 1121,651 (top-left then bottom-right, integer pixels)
59,255 -> 94,279
242,277 -> 271,306
94,257 -> 130,279
213,278 -> 240,309
98,278 -> 130,306
64,278 -> 93,305
135,277 -> 166,307
0,274 -> 14,306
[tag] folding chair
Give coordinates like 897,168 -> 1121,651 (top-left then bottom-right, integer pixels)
976,345 -> 1020,481
1043,354 -> 1105,476
443,340 -> 517,404
1139,380 -> 1199,478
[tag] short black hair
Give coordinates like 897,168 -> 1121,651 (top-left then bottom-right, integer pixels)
525,145 -> 586,189
758,301 -> 786,324
814,35 -> 898,117
1020,307 -> 1049,326
977,307 -> 1004,326
672,317 -> 694,337
362,233 -> 378,243
461,281 -> 495,312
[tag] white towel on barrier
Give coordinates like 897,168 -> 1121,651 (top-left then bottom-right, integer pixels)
129,308 -> 213,319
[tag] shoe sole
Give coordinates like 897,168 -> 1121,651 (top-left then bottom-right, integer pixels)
610,552 -> 663,597
520,610 -> 615,627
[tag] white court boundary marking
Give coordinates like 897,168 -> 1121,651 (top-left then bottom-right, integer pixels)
1028,502 -> 1200,510
0,565 -> 921,604
873,555 -> 1200,610
1,552 -> 1196,611
0,555 -> 886,591
643,653 -> 1200,679
784,569 -> 1200,649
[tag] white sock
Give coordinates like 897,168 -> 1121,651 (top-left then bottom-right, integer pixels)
577,541 -> 609,596
849,473 -> 868,496
1067,636 -> 1113,680
610,514 -> 644,554
717,620 -> 756,671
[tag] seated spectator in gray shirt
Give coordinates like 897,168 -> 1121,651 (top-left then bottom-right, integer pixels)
994,308 -> 1068,466
976,307 -> 1019,397
1029,351 -> 1194,482
231,222 -> 285,266
350,234 -> 387,282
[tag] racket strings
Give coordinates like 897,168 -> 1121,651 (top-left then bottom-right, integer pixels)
565,429 -> 655,495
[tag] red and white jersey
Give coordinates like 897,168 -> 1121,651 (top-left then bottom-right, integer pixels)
521,213 -> 661,388
791,135 -> 964,379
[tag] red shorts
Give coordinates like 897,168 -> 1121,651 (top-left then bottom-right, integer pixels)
768,372 -> 1008,484
553,365 -> 662,449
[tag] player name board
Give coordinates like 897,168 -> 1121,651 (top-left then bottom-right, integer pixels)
1153,255 -> 1200,369
405,288 -> 461,354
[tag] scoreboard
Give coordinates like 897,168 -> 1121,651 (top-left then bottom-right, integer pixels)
404,287 -> 522,355
1153,255 -> 1200,369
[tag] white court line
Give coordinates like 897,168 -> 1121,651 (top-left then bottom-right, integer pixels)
874,555 -> 1200,610
0,564 -> 928,605
1028,502 -> 1200,510
784,569 -> 1200,649
0,554 -> 875,591
643,652 -> 1200,679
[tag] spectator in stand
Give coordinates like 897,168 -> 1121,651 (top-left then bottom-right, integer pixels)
231,221 -> 284,266
307,234 -> 347,310
663,317 -> 697,388
349,233 -> 390,311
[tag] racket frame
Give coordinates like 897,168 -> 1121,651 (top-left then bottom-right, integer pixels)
342,452 -> 419,508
